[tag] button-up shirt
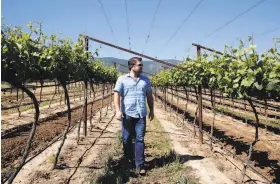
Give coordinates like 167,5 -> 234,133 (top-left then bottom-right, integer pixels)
114,73 -> 152,118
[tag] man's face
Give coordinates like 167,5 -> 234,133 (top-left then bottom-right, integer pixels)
132,60 -> 143,73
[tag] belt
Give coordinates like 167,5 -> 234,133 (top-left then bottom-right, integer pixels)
124,113 -> 140,118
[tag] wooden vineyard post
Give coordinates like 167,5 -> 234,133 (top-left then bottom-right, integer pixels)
198,85 -> 203,144
183,87 -> 188,123
98,84 -> 105,123
164,87 -> 167,111
110,83 -> 113,109
84,36 -> 89,137
17,87 -> 19,101
22,83 -> 24,100
197,46 -> 203,145
83,80 -> 88,137
80,82 -> 82,100
154,86 -> 157,102
113,62 -> 117,71
39,80 -> 44,102
170,86 -> 174,114
113,62 -> 117,109
176,87 -> 179,123
89,83 -> 92,98
210,89 -> 216,151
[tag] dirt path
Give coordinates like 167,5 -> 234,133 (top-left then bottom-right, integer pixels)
156,92 -> 280,183
154,102 -> 266,184
10,105 -> 120,184
88,107 -> 199,183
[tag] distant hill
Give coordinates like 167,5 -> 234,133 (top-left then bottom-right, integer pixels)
98,57 -> 182,75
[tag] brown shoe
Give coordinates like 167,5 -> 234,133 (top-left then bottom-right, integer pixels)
136,166 -> 146,176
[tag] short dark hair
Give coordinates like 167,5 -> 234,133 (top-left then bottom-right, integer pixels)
128,57 -> 142,70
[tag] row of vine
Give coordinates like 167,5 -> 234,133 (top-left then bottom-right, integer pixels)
1,22 -> 119,183
150,38 -> 279,183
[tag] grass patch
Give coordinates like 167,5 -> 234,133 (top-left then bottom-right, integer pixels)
146,117 -> 172,156
48,154 -> 55,164
90,116 -> 198,184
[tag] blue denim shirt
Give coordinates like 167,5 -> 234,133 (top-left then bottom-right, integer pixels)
114,73 -> 152,118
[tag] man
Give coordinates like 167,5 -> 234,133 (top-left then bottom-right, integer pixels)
114,57 -> 154,175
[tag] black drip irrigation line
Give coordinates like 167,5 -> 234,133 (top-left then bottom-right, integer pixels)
1,93 -> 113,139
167,88 -> 280,119
2,86 -> 110,111
1,81 -> 114,92
163,86 -> 280,112
159,89 -> 280,134
1,81 -> 79,91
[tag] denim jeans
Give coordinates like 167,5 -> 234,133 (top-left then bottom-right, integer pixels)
122,114 -> 146,168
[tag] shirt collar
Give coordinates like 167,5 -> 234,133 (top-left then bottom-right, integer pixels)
126,73 -> 142,78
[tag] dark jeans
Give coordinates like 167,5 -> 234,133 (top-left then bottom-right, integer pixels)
122,114 -> 146,168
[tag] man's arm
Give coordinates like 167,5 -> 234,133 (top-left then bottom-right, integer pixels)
147,91 -> 154,114
114,91 -> 121,112
146,77 -> 154,121
113,77 -> 124,120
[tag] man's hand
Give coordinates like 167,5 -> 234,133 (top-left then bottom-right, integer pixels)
149,111 -> 154,122
116,110 -> 123,121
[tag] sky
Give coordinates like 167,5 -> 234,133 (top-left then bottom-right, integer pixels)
1,0 -> 280,61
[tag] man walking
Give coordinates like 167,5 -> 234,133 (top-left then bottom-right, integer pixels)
114,57 -> 154,175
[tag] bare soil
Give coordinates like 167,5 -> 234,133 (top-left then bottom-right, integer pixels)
1,96 -> 112,182
12,104 -> 120,184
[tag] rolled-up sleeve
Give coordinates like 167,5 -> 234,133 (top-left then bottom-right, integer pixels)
114,76 -> 123,94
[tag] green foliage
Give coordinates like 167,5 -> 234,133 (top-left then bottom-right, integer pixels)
150,38 -> 280,101
1,22 -> 118,85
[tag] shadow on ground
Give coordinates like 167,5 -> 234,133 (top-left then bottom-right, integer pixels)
95,151 -> 203,184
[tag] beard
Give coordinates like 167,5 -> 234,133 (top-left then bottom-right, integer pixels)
138,69 -> 142,73
133,68 -> 142,74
